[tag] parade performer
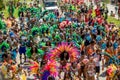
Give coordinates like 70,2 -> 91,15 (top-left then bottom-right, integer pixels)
106,64 -> 117,80
28,59 -> 39,75
42,60 -> 58,80
19,42 -> 26,64
26,46 -> 44,58
0,19 -> 6,29
8,3 -> 15,17
45,43 -> 78,79
1,62 -> 8,79
31,26 -> 39,36
59,20 -> 71,29
18,5 -> 26,17
0,41 -> 10,52
48,42 -> 79,63
102,51 -> 120,65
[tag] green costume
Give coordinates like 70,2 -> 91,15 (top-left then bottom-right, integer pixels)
40,24 -> 49,33
35,7 -> 42,19
72,22 -> 78,28
8,5 -> 15,17
0,19 -> 6,29
39,42 -> 46,47
41,10 -> 48,17
48,12 -> 56,20
31,26 -> 39,36
72,32 -> 77,40
18,6 -> 26,17
52,24 -> 58,29
37,49 -> 44,55
29,7 -> 39,17
69,5 -> 76,11
0,41 -> 10,50
55,34 -> 61,42
26,48 -> 31,58
26,48 -> 44,58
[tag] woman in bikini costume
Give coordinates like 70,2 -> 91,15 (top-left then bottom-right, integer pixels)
86,57 -> 96,80
71,62 -> 80,80
59,51 -> 69,76
30,46 -> 38,60
78,51 -> 88,80
63,72 -> 72,80
106,64 -> 117,80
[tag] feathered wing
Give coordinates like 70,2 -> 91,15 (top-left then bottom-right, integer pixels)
26,48 -> 31,58
49,42 -> 79,62
102,52 -> 112,58
43,42 -> 79,78
102,52 -> 119,65
43,60 -> 58,77
37,49 -> 44,56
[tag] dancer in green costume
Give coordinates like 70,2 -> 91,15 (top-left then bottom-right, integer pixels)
69,4 -> 76,11
40,24 -> 49,34
0,19 -> 6,30
54,33 -> 61,43
18,5 -> 26,17
0,41 -> 10,52
26,47 -> 44,58
31,26 -> 39,36
8,3 -> 15,17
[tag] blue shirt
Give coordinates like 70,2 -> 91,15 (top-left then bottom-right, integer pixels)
101,43 -> 106,49
96,35 -> 102,42
86,34 -> 92,41
113,42 -> 118,49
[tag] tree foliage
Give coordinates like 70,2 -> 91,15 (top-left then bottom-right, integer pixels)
0,0 -> 5,10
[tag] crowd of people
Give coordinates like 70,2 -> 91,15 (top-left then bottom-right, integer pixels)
0,0 -> 120,80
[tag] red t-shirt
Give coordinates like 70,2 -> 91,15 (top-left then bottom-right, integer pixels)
95,8 -> 100,16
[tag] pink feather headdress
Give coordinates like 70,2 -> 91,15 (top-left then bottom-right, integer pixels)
48,42 -> 79,62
